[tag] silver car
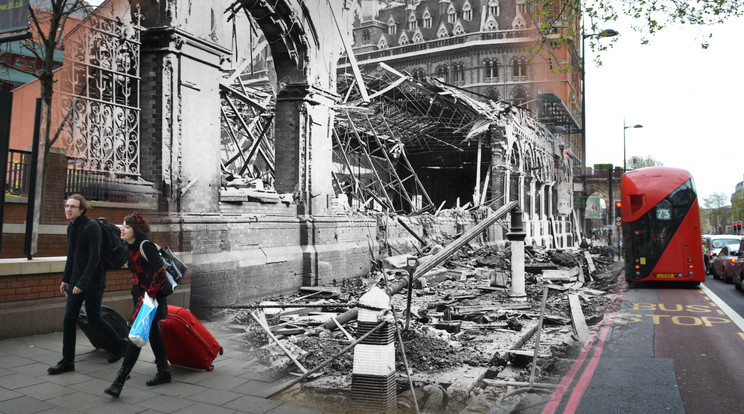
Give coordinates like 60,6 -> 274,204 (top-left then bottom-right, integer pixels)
705,235 -> 744,274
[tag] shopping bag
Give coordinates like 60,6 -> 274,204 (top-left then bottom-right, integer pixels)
129,294 -> 158,348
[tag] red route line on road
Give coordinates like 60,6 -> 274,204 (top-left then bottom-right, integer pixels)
541,280 -> 628,414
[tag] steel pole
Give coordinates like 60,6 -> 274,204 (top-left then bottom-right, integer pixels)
581,33 -> 588,237
623,118 -> 627,171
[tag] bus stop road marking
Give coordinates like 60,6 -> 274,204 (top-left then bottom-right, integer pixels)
700,284 -> 744,331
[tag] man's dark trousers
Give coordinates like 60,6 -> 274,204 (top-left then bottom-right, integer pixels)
61,283 -> 119,362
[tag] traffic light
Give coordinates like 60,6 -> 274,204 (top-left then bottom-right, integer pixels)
615,201 -> 622,219
736,221 -> 742,233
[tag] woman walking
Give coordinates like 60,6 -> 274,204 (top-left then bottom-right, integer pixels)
105,212 -> 171,398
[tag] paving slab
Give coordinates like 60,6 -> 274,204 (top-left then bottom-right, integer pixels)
0,318 -> 338,414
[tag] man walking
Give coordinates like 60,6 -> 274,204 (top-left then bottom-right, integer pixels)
48,194 -> 126,374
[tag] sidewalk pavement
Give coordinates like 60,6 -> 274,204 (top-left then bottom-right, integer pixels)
0,317 -> 332,414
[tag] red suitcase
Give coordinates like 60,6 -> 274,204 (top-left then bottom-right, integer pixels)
159,305 -> 224,371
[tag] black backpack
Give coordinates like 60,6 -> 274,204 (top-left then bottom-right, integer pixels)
97,218 -> 128,270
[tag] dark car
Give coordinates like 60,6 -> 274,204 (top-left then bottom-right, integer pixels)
705,235 -> 744,273
711,244 -> 740,283
733,240 -> 744,290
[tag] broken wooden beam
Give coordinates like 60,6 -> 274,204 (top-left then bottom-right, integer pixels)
264,320 -> 388,399
584,251 -> 597,274
568,294 -> 589,343
389,201 -> 519,296
397,215 -> 427,246
321,201 -> 518,331
482,379 -> 559,389
250,312 -> 308,374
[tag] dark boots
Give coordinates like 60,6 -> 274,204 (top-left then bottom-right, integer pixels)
47,360 -> 74,375
146,359 -> 171,386
104,364 -> 132,398
105,359 -> 169,397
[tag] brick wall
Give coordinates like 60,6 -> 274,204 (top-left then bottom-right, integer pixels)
184,213 -> 379,316
0,268 -> 132,303
1,203 -> 173,259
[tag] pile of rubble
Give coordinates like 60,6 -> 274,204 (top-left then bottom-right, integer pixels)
226,241 -> 621,413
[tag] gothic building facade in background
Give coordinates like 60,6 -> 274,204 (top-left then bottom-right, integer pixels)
341,0 -> 583,165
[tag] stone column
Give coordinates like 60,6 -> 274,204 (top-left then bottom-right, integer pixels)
508,209 -> 527,301
524,175 -> 534,244
136,0 -> 229,214
488,125 -> 507,211
274,84 -> 337,217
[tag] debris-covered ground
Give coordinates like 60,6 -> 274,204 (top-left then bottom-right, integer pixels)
226,242 -> 622,413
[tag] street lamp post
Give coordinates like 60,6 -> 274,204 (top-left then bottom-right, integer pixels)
581,28 -> 618,234
623,119 -> 643,171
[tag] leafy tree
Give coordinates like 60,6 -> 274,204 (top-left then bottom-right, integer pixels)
583,0 -> 743,49
5,0 -> 93,229
731,190 -> 744,225
525,0 -> 744,69
703,192 -> 731,233
626,155 -> 663,170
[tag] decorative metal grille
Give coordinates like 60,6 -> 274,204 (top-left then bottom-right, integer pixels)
57,7 -> 141,178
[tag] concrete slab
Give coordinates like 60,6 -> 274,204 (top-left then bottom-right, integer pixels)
0,394 -> 56,413
0,315 -> 343,414
13,382 -> 71,400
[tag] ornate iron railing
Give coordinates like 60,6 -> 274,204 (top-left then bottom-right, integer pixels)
56,6 -> 142,179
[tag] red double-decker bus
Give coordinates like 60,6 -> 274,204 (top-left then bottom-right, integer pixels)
620,167 -> 705,284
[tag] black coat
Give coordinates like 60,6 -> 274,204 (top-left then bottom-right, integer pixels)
127,237 -> 168,321
63,214 -> 105,290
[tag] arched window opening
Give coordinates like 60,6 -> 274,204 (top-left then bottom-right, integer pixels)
463,2 -> 473,21
489,0 -> 500,16
447,5 -> 456,23
423,10 -> 432,28
484,59 -> 498,81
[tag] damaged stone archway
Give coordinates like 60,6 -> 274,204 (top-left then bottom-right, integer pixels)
134,0 -> 355,215
223,0 -> 357,216
584,166 -> 623,237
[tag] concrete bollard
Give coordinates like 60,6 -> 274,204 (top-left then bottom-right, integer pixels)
351,286 -> 397,413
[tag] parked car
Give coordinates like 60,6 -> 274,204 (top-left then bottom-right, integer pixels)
705,235 -> 744,273
733,240 -> 744,290
711,244 -> 740,283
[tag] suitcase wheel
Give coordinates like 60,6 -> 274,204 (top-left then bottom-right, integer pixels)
207,364 -> 214,372
219,346 -> 224,356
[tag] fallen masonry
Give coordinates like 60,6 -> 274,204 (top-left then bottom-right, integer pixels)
218,241 -> 622,413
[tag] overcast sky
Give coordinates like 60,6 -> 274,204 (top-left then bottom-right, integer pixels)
584,14 -> 744,206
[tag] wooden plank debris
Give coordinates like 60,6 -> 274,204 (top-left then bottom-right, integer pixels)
581,288 -> 606,296
568,294 -> 589,343
298,286 -> 341,298
482,379 -> 559,389
250,312 -> 308,374
541,269 -> 573,281
331,316 -> 354,340
584,251 -> 596,274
